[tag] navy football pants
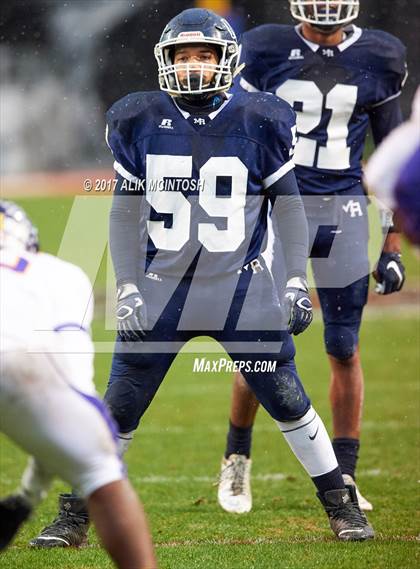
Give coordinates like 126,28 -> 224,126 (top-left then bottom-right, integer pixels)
271,186 -> 370,361
310,188 -> 370,361
104,260 -> 311,433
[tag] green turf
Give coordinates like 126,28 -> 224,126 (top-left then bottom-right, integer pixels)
13,194 -> 420,287
1,197 -> 419,568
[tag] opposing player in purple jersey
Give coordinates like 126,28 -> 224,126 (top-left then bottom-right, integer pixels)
366,87 -> 420,246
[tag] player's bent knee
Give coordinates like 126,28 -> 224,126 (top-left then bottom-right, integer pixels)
248,366 -> 311,422
271,369 -> 311,421
104,379 -> 149,433
75,456 -> 125,499
324,324 -> 358,361
274,399 -> 311,422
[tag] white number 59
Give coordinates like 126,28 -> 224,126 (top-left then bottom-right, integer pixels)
146,155 -> 248,252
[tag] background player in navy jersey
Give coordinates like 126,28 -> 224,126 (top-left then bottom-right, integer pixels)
218,0 -> 407,515
31,7 -> 374,547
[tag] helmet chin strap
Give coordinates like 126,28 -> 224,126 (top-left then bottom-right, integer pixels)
309,23 -> 345,34
189,73 -> 207,91
178,91 -> 220,106
177,91 -> 226,110
177,72 -> 215,102
177,62 -> 244,103
233,62 -> 245,77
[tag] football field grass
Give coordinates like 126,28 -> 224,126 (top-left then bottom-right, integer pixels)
1,196 -> 419,568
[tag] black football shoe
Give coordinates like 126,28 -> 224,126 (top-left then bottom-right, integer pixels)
0,494 -> 32,551
317,485 -> 375,541
29,493 -> 89,547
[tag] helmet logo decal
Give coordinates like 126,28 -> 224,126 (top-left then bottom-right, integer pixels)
178,31 -> 206,38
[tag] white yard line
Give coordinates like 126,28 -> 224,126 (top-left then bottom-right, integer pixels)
156,534 -> 420,546
131,470 -> 382,485
136,421 -> 405,435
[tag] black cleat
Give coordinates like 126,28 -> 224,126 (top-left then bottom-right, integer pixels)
318,485 -> 375,541
0,494 -> 32,551
29,493 -> 89,547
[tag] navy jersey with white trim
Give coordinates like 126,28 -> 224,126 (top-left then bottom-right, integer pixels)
106,90 -> 297,277
236,24 -> 407,195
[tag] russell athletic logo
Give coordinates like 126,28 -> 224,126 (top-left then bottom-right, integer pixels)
159,118 -> 173,130
288,49 -> 304,60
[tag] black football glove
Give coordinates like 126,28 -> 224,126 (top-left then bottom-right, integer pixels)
373,252 -> 405,295
116,283 -> 147,341
284,277 -> 313,335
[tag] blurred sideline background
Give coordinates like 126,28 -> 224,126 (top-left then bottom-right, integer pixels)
1,0 -> 418,302
1,0 -> 419,185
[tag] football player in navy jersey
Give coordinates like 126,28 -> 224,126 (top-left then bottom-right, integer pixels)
218,0 -> 406,515
30,7 -> 374,547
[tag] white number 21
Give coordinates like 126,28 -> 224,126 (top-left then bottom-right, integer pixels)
276,79 -> 358,170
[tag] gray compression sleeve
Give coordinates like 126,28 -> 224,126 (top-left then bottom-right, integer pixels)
268,170 -> 309,280
109,174 -> 141,286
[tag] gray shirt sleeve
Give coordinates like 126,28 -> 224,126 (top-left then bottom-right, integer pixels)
109,174 -> 142,286
268,169 -> 309,281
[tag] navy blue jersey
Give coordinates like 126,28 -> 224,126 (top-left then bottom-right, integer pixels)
237,24 -> 407,195
106,91 -> 296,277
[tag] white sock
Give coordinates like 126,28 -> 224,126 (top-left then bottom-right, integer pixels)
276,407 -> 338,477
19,457 -> 52,507
117,431 -> 135,456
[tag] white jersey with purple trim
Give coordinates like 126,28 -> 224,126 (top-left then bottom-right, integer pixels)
0,251 -> 124,497
365,87 -> 420,209
0,250 -> 95,394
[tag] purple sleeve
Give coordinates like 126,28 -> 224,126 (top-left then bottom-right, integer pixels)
395,146 -> 420,245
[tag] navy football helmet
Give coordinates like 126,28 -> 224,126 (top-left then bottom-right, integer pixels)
154,8 -> 240,97
290,1 -> 359,27
0,201 -> 39,253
